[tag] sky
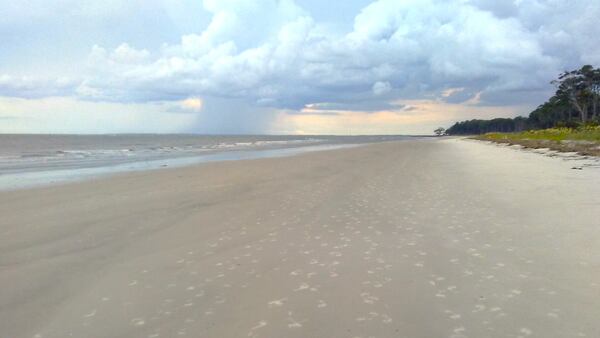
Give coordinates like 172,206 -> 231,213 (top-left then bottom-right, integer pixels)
1,0 -> 599,135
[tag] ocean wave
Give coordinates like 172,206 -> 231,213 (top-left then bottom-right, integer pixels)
0,136 -> 332,174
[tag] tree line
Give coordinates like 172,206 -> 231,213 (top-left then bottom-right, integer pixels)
444,65 -> 600,135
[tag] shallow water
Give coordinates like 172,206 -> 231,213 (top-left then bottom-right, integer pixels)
0,134 -> 417,190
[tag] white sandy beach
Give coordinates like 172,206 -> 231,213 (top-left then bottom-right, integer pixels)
1,138 -> 599,338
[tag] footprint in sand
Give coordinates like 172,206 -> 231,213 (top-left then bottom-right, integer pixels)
268,298 -> 287,308
294,283 -> 310,291
131,318 -> 145,327
83,309 -> 96,318
247,321 -> 268,337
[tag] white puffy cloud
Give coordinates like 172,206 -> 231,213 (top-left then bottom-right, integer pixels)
75,0 -> 597,107
111,44 -> 151,64
2,0 -> 600,133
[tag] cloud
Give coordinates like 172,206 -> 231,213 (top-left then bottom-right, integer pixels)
111,43 -> 151,64
1,0 -> 600,133
273,97 -> 528,135
74,0 -> 580,108
372,81 -> 392,96
179,97 -> 204,112
441,88 -> 465,98
0,96 -> 198,134
0,74 -> 77,98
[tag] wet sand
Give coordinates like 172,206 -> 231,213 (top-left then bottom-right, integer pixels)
1,138 -> 599,338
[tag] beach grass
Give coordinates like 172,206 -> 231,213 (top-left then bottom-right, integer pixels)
481,126 -> 600,142
475,126 -> 600,156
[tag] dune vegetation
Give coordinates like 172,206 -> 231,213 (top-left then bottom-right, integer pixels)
482,126 -> 600,142
476,126 -> 600,156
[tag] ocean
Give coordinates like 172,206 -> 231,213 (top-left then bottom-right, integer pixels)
0,134 -> 417,190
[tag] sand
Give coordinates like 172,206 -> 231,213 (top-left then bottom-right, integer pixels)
1,138 -> 599,338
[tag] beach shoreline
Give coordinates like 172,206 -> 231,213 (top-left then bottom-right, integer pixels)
1,138 -> 599,338
0,143 -> 362,192
0,134 -> 418,191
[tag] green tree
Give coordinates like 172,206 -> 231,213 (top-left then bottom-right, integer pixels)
445,65 -> 600,135
553,65 -> 600,123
